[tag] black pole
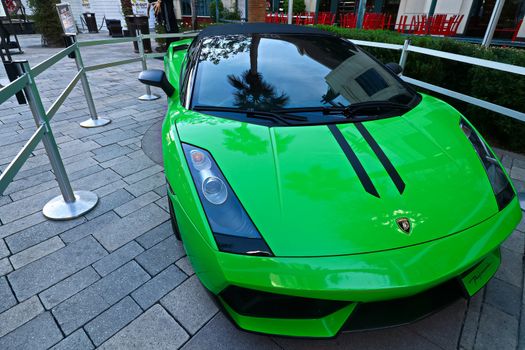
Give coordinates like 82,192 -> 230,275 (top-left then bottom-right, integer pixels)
0,21 -> 12,62
162,0 -> 180,47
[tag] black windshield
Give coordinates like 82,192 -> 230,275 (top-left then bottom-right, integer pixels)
190,33 -> 417,125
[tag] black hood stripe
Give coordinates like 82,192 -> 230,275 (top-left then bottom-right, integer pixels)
355,122 -> 406,194
328,124 -> 380,198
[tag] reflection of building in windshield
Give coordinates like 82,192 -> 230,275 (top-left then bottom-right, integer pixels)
324,55 -> 405,103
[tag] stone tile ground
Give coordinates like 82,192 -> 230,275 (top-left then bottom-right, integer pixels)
0,33 -> 524,349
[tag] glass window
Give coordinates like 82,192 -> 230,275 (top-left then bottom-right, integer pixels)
181,0 -> 211,16
190,34 -> 416,124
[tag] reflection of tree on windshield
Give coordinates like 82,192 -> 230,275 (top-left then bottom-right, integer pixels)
199,35 -> 251,65
321,88 -> 342,106
227,35 -> 289,111
227,71 -> 289,111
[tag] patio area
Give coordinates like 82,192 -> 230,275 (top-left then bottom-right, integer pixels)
0,33 -> 524,349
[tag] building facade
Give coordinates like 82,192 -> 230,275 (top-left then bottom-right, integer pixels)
17,0 -> 525,39
278,0 -> 525,38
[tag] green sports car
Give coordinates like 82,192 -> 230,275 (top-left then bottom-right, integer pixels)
139,24 -> 522,338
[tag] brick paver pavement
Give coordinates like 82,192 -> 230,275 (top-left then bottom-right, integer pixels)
0,33 -> 524,350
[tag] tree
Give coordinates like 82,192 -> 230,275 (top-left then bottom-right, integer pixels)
120,0 -> 133,16
27,0 -> 64,47
283,0 -> 306,14
227,71 -> 289,110
227,34 -> 289,111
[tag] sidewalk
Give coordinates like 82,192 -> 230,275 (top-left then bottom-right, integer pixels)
0,33 -> 524,350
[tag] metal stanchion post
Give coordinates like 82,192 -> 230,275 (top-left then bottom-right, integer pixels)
69,39 -> 111,128
399,39 -> 410,70
138,34 -> 160,101
16,61 -> 98,220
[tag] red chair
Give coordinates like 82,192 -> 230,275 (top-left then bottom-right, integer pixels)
512,19 -> 523,42
429,14 -> 447,35
329,12 -> 336,25
297,12 -> 313,25
362,13 -> 377,30
396,15 -> 408,33
412,15 -> 428,34
319,12 -> 333,25
294,13 -> 302,25
318,12 -> 326,25
444,14 -> 464,36
303,12 -> 315,25
365,13 -> 392,30
340,13 -> 357,28
268,12 -> 278,23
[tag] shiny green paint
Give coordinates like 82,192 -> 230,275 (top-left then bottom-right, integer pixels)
173,94 -> 500,257
170,191 -> 519,301
159,41 -> 522,337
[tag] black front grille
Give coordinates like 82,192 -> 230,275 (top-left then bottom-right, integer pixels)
220,286 -> 349,319
343,279 -> 466,331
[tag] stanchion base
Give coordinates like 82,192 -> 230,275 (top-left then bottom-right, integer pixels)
43,191 -> 99,220
80,118 -> 111,128
139,94 -> 160,101
519,192 -> 525,211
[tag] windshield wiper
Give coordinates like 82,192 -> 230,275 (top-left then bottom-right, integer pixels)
192,106 -> 308,125
276,101 -> 411,119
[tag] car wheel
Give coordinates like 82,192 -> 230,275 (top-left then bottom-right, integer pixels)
167,193 -> 182,241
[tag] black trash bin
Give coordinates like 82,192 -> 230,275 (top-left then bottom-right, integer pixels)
106,19 -> 123,37
125,15 -> 152,53
83,13 -> 98,33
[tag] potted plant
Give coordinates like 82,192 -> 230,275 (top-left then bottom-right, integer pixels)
283,0 -> 306,14
27,0 -> 63,47
120,0 -> 133,36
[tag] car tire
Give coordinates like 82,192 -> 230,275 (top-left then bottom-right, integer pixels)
167,193 -> 182,241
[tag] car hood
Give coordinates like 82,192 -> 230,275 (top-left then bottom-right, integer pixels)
176,95 -> 498,257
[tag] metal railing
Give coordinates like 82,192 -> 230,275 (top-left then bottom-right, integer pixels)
0,32 -> 196,220
0,49 -> 99,220
1,31 -> 524,221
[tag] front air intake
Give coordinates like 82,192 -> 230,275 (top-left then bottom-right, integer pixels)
220,285 -> 348,319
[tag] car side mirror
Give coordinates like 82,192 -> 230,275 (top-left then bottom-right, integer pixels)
138,69 -> 175,97
385,62 -> 403,75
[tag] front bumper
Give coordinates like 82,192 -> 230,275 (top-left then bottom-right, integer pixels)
172,194 -> 521,337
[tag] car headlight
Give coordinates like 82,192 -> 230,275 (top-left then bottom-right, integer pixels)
182,143 -> 273,256
460,118 -> 515,210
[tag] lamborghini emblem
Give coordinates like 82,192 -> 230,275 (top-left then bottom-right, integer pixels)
396,218 -> 411,234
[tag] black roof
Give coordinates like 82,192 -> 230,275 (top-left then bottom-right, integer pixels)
197,23 -> 334,39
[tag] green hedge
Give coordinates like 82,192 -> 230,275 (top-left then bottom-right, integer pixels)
317,26 -> 525,153
283,0 -> 306,15
210,1 -> 241,22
